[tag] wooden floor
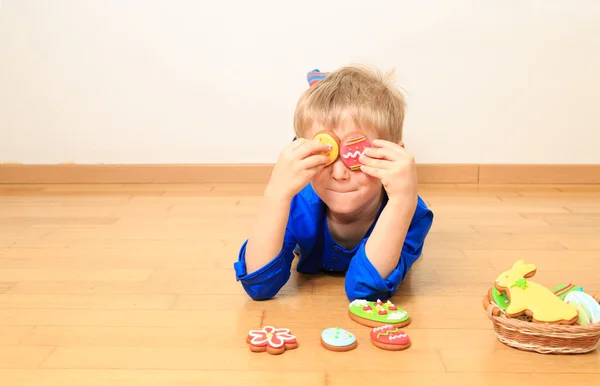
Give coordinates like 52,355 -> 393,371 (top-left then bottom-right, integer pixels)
0,183 -> 599,385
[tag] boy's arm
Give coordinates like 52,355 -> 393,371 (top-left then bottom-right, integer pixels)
345,139 -> 432,300
234,194 -> 297,301
363,196 -> 417,279
234,139 -> 330,300
244,194 -> 293,274
345,197 -> 433,301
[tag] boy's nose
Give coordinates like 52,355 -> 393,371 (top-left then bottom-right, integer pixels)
331,158 -> 350,181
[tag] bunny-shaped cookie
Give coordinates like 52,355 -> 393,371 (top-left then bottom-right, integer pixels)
495,260 -> 579,324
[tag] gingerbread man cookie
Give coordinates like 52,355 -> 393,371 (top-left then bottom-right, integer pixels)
246,326 -> 298,355
348,299 -> 411,328
370,325 -> 411,351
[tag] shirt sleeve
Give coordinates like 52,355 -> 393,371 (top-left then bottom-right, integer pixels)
233,185 -> 321,301
233,234 -> 297,300
344,197 -> 434,301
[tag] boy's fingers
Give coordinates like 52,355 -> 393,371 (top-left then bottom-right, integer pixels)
300,154 -> 330,170
363,147 -> 399,161
295,140 -> 330,158
359,164 -> 382,178
359,153 -> 391,169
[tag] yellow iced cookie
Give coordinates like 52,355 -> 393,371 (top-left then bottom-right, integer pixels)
495,260 -> 579,324
313,130 -> 340,166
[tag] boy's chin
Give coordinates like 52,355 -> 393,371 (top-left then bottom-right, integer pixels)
321,192 -> 364,214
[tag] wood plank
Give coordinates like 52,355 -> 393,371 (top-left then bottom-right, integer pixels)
39,346 -> 445,371
329,372 -> 600,386
0,326 -> 34,345
0,269 -> 152,282
0,294 -> 175,310
439,349 -> 600,373
0,346 -> 55,369
0,309 -> 263,328
0,370 -> 326,386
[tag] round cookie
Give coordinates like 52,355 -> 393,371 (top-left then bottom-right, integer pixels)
564,291 -> 600,325
340,132 -> 370,170
320,327 -> 357,352
348,299 -> 411,328
370,325 -> 411,351
313,130 -> 340,166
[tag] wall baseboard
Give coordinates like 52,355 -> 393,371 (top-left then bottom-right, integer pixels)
0,163 -> 599,184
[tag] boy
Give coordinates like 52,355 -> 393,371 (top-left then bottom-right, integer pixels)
233,65 -> 433,301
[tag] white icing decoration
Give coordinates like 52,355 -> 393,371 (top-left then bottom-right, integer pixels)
342,150 -> 364,159
349,299 -> 369,307
373,325 -> 392,332
387,311 -> 408,320
388,333 -> 407,340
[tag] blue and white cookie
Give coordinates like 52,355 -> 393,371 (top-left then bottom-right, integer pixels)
320,327 -> 357,351
564,291 -> 600,325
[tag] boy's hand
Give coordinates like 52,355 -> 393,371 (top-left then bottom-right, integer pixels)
358,139 -> 418,204
265,138 -> 331,202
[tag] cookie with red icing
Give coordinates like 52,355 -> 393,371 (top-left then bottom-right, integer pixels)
246,326 -> 298,355
370,324 -> 411,351
340,132 -> 370,170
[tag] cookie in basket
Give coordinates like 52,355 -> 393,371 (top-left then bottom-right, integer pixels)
553,283 -> 585,300
495,260 -> 579,325
489,286 -> 510,311
564,291 -> 600,325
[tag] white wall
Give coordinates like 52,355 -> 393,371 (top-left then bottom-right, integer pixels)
1,0 -> 599,165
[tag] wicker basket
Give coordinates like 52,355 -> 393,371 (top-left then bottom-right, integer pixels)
482,289 -> 600,354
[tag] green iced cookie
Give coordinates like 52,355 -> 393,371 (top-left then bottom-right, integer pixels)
552,283 -> 584,300
491,287 -> 510,311
348,299 -> 411,328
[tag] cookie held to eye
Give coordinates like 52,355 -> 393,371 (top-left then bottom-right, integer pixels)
340,132 -> 370,171
313,130 -> 340,166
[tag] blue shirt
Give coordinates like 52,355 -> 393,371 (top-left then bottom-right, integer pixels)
233,184 -> 433,301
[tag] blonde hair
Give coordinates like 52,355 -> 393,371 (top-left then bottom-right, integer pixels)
293,65 -> 406,142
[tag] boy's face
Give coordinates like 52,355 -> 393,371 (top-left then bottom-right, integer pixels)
304,116 -> 383,217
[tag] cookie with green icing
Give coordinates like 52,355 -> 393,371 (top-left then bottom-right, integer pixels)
348,299 -> 411,328
489,287 -> 510,311
552,283 -> 584,300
